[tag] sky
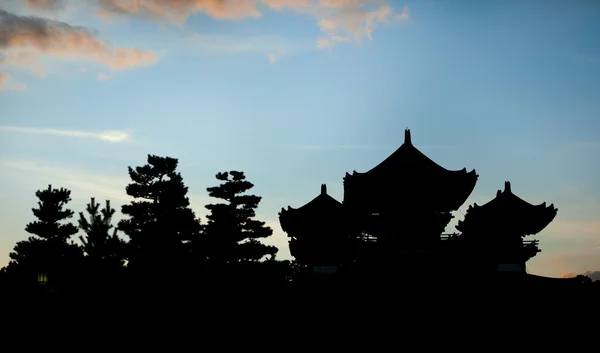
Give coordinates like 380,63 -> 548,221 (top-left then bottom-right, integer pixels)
0,0 -> 599,278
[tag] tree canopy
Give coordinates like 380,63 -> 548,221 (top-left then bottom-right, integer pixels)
204,171 -> 277,264
78,197 -> 125,268
118,155 -> 202,272
6,185 -> 81,284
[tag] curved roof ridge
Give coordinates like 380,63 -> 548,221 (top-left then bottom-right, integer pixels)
279,183 -> 342,214
491,181 -> 557,210
353,129 -> 476,177
457,181 -> 558,236
299,192 -> 342,211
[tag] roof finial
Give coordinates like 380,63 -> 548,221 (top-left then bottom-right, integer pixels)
504,181 -> 511,193
404,128 -> 411,145
321,184 -> 327,195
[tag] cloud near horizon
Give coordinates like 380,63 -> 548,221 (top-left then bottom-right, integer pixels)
0,9 -> 158,78
0,126 -> 132,142
561,270 -> 600,281
0,159 -> 132,203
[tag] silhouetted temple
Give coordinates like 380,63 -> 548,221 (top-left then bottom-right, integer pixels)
455,181 -> 558,274
279,129 -> 573,287
279,184 -> 352,269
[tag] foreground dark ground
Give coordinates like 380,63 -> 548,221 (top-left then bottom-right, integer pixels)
2,264 -> 598,305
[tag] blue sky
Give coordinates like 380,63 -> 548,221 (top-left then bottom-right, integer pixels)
1,0 -> 599,277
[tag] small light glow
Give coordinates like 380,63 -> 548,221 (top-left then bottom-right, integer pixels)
38,273 -> 48,285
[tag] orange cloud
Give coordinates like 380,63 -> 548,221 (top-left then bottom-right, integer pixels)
561,270 -> 600,281
0,73 -> 7,90
94,0 -> 409,48
96,0 -> 262,24
25,0 -> 64,11
0,9 -> 158,76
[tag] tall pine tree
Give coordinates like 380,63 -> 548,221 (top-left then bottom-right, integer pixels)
6,185 -> 81,283
78,198 -> 125,268
118,155 -> 202,273
204,171 -> 277,264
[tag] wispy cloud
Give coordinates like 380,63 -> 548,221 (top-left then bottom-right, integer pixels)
0,73 -> 28,92
46,0 -> 409,50
8,81 -> 28,91
0,126 -> 132,142
0,9 -> 158,78
313,3 -> 409,50
187,32 -> 298,63
3,0 -> 410,84
0,159 -> 130,202
97,72 -> 111,81
192,32 -> 287,53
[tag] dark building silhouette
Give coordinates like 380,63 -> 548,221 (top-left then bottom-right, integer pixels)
279,129 -> 577,287
455,181 -> 558,275
279,184 -> 353,270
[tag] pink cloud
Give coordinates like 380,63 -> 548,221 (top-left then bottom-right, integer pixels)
93,0 -> 409,48
561,270 -> 600,281
0,9 -> 158,76
95,0 -> 263,23
18,1 -> 409,50
25,0 -> 64,11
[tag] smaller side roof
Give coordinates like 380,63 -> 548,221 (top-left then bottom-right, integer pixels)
279,184 -> 343,233
457,181 -> 558,236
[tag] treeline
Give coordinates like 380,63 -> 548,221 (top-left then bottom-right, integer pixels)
0,154 -> 302,298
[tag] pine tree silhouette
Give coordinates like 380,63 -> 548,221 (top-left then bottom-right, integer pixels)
118,155 -> 202,274
78,198 -> 125,268
6,185 -> 82,287
25,185 -> 78,242
204,171 -> 277,264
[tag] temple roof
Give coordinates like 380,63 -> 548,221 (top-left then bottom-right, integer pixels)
279,184 -> 343,233
281,184 -> 342,214
349,129 -> 477,179
343,129 -> 478,211
456,181 -> 558,236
